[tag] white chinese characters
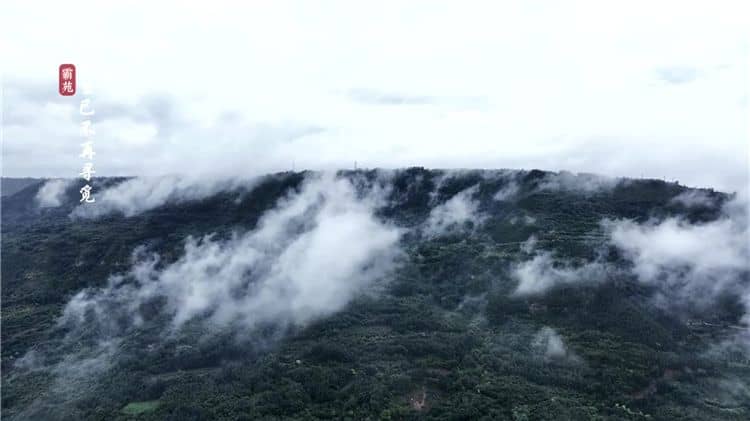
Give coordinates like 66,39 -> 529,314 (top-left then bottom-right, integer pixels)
79,85 -> 96,203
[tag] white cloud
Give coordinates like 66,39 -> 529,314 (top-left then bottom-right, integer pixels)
10,339 -> 121,420
670,189 -> 717,208
493,180 -> 520,201
35,179 -> 72,207
70,175 -> 254,218
512,251 -> 608,296
61,173 -> 402,334
424,186 -> 482,237
532,326 -> 581,364
605,198 -> 748,306
536,171 -> 625,194
520,235 -> 537,253
605,195 -> 750,347
1,0 -> 747,192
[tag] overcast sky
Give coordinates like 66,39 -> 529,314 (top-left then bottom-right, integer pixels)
2,0 -> 748,192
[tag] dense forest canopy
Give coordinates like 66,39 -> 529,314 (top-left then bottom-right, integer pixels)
2,168 -> 748,420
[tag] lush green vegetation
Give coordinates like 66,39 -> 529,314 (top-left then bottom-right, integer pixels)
2,169 -> 747,420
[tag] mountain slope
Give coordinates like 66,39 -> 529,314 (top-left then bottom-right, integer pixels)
2,168 -> 747,420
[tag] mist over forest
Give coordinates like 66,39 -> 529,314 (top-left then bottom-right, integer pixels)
2,168 -> 748,420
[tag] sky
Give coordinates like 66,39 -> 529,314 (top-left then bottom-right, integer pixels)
1,0 -> 748,192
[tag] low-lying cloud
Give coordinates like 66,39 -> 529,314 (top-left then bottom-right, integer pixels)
604,194 -> 750,354
35,179 -> 73,208
63,173 -> 402,334
670,189 -> 718,208
11,173 -> 403,419
513,236 -> 609,296
423,186 -> 482,237
70,175 -> 255,218
493,181 -> 520,202
537,171 -> 625,195
532,326 -> 581,364
604,196 -> 748,312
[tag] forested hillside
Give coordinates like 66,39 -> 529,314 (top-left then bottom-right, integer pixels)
2,168 -> 748,420
1,178 -> 43,197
